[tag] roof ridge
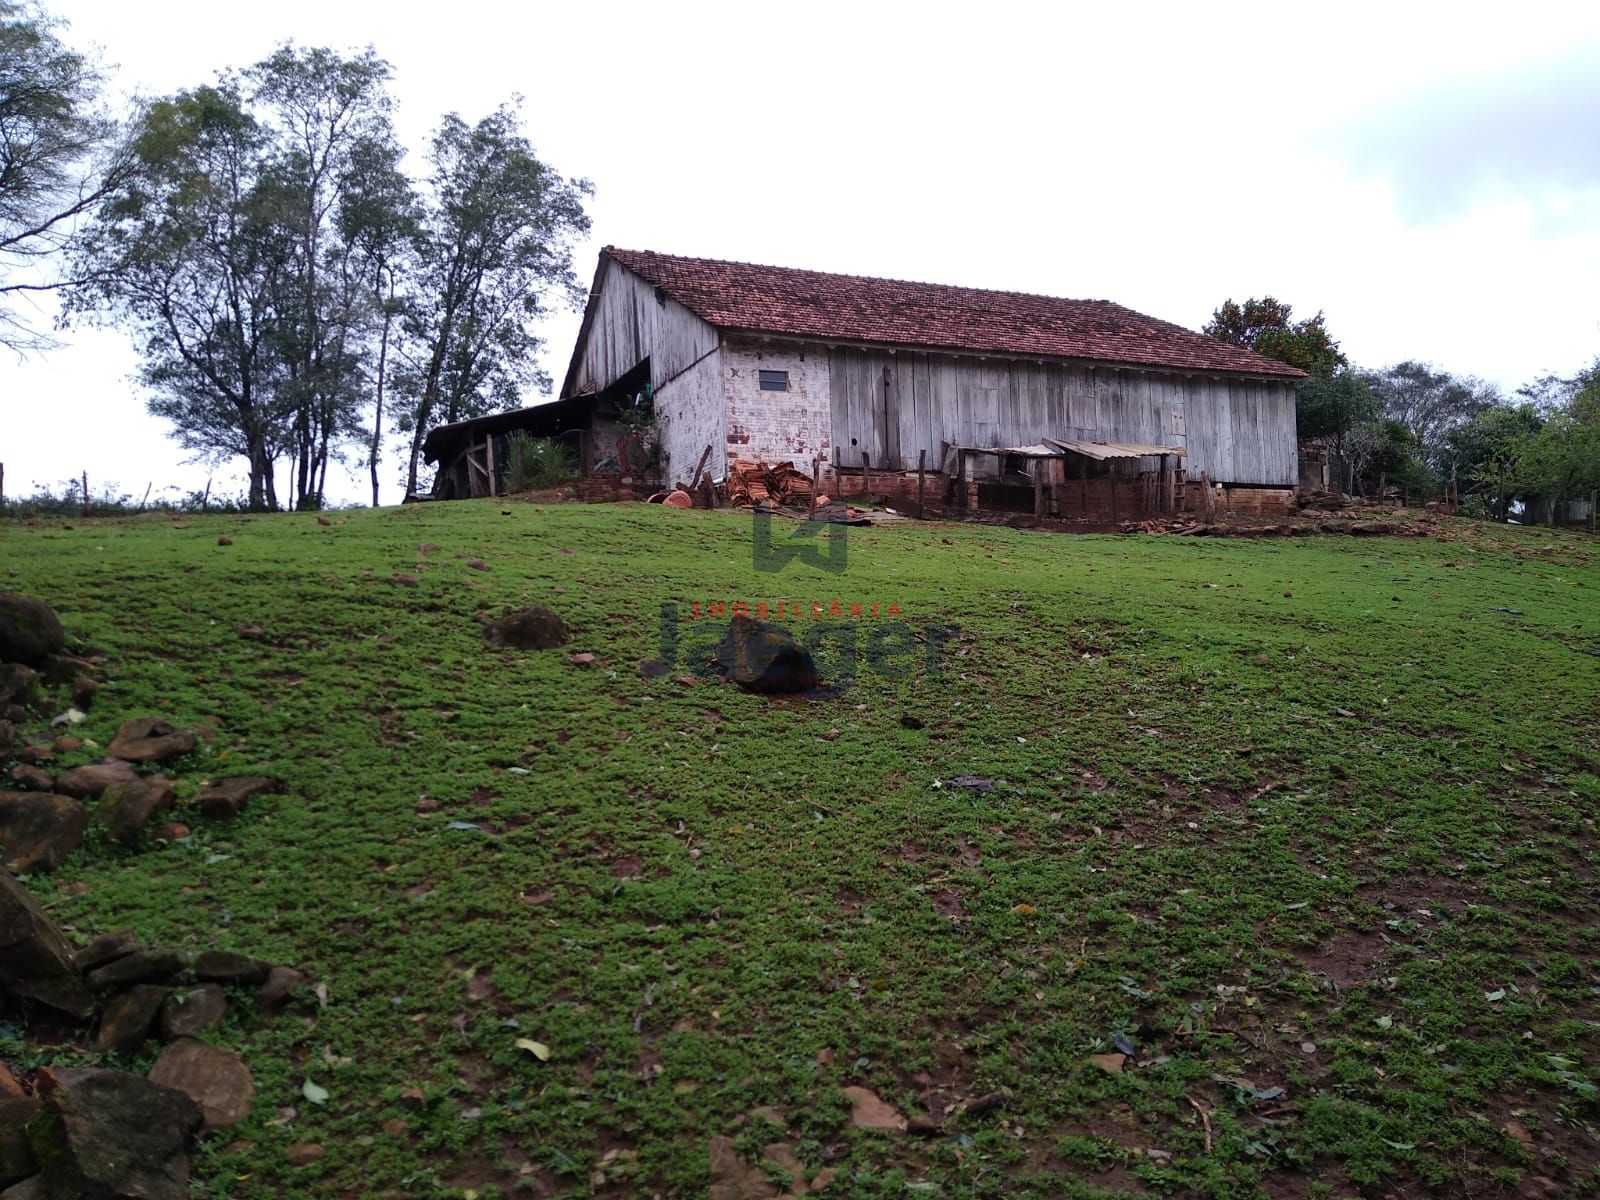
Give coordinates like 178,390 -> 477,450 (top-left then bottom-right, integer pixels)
604,246 -> 1115,310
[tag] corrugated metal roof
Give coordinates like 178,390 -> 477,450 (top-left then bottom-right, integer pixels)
1044,438 -> 1187,460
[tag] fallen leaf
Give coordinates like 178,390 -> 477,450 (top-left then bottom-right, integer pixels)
302,1079 -> 329,1105
1010,903 -> 1036,916
1089,1053 -> 1125,1075
515,1037 -> 551,1061
1485,989 -> 1506,1002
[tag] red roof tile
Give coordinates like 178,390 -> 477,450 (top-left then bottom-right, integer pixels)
603,247 -> 1306,380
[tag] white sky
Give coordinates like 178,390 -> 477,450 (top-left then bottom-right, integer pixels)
4,0 -> 1599,506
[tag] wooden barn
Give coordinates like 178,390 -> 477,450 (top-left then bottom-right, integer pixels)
559,248 -> 1307,518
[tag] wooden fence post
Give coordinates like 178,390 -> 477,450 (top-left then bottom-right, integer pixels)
916,448 -> 926,518
861,452 -> 870,500
810,455 -> 820,517
81,471 -> 90,517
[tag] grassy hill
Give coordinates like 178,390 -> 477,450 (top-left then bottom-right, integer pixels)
2,501 -> 1597,1198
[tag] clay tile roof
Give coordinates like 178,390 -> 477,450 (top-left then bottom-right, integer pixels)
602,247 -> 1306,380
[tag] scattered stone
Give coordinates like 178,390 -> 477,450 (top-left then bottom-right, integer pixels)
906,1115 -> 944,1137
0,1095 -> 38,1188
11,747 -> 48,767
715,615 -> 818,694
482,606 -> 569,651
568,652 -> 597,667
193,775 -> 281,821
216,536 -> 233,546
97,776 -> 177,846
0,1065 -> 22,1098
159,984 -> 227,1040
152,821 -> 189,842
0,724 -> 12,760
465,558 -> 490,571
70,676 -> 98,708
390,573 -> 420,587
1089,1052 -> 1126,1075
811,1167 -> 839,1192
0,1174 -> 43,1199
31,1069 -> 201,1200
71,929 -> 140,973
760,1142 -> 806,1186
841,1085 -> 907,1132
962,1089 -> 1011,1119
53,759 -> 138,800
899,714 -> 925,730
50,736 -> 81,754
0,595 -> 65,668
193,950 -> 271,986
235,622 -> 264,641
285,1142 -> 324,1167
636,658 -> 670,678
1350,521 -> 1390,537
4,767 -> 50,794
316,516 -> 332,527
947,774 -> 995,793
0,667 -> 39,712
398,1087 -> 425,1110
47,708 -> 84,729
0,870 -> 94,1018
95,985 -> 170,1054
708,1134 -> 778,1200
0,793 -> 87,873
380,1118 -> 408,1137
87,948 -> 188,990
148,1039 -> 254,1131
107,719 -> 196,765
255,965 -> 305,1012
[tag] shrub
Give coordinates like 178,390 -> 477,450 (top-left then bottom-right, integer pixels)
505,435 -> 576,492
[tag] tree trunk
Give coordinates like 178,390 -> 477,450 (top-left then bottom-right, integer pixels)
370,298 -> 393,507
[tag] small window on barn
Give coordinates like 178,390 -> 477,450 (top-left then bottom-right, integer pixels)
758,369 -> 789,392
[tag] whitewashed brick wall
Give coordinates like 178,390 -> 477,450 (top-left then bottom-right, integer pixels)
723,340 -> 832,469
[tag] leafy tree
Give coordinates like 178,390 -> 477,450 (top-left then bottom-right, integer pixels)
69,83 -> 292,510
0,1 -> 134,350
1448,405 -> 1541,520
249,45 -> 400,509
1360,361 -> 1497,478
397,104 -> 590,497
1204,297 -> 1346,376
1294,368 -> 1376,484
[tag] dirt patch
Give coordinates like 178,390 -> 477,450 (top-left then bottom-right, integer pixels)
1297,929 -> 1390,989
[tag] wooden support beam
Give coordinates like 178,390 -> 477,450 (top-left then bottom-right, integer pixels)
485,437 -> 496,497
861,451 -> 871,500
916,448 -> 926,518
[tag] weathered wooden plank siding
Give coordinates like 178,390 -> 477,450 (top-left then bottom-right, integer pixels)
569,260 -> 721,398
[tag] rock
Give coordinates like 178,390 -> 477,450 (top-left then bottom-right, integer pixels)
255,965 -> 305,1012
0,1175 -> 43,1199
87,948 -> 188,990
53,759 -> 138,800
0,793 -> 87,873
151,821 -> 189,842
159,985 -> 227,1040
192,776 -> 281,821
148,1039 -> 254,1131
30,1068 -> 201,1200
107,719 -> 195,765
3,768 -> 50,794
1349,521 -> 1390,537
95,985 -> 169,1054
96,777 -> 176,846
193,950 -> 270,986
0,596 -> 64,669
715,615 -> 818,693
50,736 -> 81,755
0,870 -> 93,1018
662,490 -> 693,509
285,1142 -> 324,1167
0,667 -> 38,712
1089,1052 -> 1125,1075
482,606 -> 569,650
216,536 -> 232,546
906,1115 -> 944,1137
841,1085 -> 907,1132
11,747 -> 48,767
381,1118 -> 408,1136
568,652 -> 597,667
0,1096 -> 39,1187
0,725 -> 12,760
708,1134 -> 779,1200
398,1087 -> 424,1110
899,714 -> 925,729
235,622 -> 264,641
70,929 -> 140,973
0,1066 -> 21,1099
390,573 -> 420,587
70,675 -> 98,708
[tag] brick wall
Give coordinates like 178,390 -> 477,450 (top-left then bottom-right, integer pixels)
723,341 -> 832,470
577,474 -> 658,503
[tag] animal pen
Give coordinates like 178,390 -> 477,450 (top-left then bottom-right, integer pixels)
945,439 -> 1188,521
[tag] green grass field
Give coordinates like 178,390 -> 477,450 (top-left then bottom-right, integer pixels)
2,501 -> 1598,1199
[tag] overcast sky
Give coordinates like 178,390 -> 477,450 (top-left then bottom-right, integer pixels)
4,1 -> 1599,506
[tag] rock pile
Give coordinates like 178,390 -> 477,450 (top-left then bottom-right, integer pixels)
0,592 -> 299,1198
